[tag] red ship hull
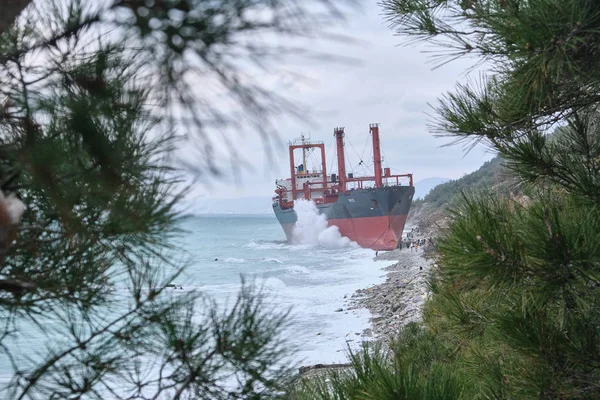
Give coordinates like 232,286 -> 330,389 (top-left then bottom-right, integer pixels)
279,214 -> 408,251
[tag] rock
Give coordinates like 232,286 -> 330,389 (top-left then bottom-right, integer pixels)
334,308 -> 343,312
348,250 -> 433,337
298,363 -> 352,375
362,328 -> 373,337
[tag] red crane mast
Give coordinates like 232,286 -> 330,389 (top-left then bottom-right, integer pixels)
370,123 -> 383,188
334,127 -> 347,193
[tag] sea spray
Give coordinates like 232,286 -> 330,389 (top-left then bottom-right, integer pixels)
291,199 -> 355,248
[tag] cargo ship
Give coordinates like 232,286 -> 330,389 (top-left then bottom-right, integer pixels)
272,123 -> 414,250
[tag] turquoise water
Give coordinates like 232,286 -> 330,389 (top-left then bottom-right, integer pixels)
178,214 -> 389,364
0,213 -> 392,395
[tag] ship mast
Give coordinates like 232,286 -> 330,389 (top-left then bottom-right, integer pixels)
301,134 -> 307,174
287,136 -> 326,202
370,123 -> 383,188
334,127 -> 347,192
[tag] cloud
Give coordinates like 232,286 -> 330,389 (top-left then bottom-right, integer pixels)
181,2 -> 494,200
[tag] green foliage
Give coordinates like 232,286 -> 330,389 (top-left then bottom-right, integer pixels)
430,190 -> 600,398
289,325 -> 464,400
299,1 -> 600,398
409,156 -> 520,234
306,190 -> 600,399
417,156 -> 514,209
382,0 -> 600,141
0,0 -> 348,398
499,109 -> 600,203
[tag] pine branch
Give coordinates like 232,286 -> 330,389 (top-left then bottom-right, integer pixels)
0,0 -> 32,35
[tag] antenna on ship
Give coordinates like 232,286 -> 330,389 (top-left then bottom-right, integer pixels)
301,134 -> 307,175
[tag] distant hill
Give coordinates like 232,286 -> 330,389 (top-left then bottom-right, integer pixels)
408,156 -> 519,233
417,157 -> 515,208
413,177 -> 451,200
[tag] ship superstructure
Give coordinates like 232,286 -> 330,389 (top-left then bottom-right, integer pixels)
273,124 -> 414,250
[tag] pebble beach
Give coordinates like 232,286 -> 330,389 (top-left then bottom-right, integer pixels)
297,242 -> 435,378
350,248 -> 434,339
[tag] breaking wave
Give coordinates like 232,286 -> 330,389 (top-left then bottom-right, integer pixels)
286,265 -> 311,275
291,200 -> 355,249
262,257 -> 284,264
224,257 -> 245,263
245,240 -> 287,250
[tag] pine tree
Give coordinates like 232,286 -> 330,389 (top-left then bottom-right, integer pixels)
0,0 -> 346,398
294,1 -> 600,398
384,0 -> 600,398
0,0 -> 31,35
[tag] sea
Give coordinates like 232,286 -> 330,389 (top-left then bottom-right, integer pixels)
178,203 -> 392,366
0,201 -> 400,395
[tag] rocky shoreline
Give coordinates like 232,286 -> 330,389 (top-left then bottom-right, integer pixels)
349,248 -> 434,339
296,237 -> 435,377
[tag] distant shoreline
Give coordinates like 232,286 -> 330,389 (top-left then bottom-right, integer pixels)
180,212 -> 275,218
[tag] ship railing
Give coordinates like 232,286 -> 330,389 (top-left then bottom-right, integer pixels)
346,173 -> 413,188
288,139 -> 325,146
275,172 -> 413,207
277,175 -> 412,193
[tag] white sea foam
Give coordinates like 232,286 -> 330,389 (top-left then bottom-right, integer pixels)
291,199 -> 356,248
263,257 -> 284,264
286,265 -> 310,275
260,277 -> 287,291
4,214 -> 390,394
245,240 -> 286,250
224,257 -> 245,263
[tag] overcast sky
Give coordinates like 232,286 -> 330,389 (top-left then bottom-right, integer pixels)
183,1 -> 495,201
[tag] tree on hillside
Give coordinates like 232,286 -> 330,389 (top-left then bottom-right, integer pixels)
294,1 -> 600,398
0,0 -> 346,398
385,0 -> 600,397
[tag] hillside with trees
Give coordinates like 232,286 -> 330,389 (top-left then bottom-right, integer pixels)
0,1 -> 344,398
294,0 -> 600,398
408,156 -> 520,233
